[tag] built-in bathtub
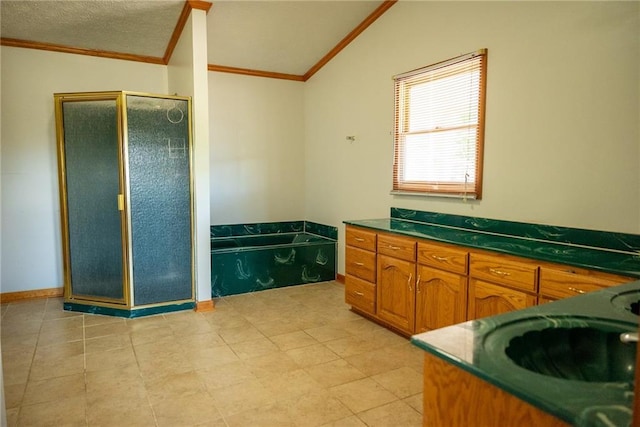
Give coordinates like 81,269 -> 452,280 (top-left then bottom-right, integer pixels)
210,223 -> 337,297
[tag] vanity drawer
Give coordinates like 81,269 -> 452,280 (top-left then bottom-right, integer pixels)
377,233 -> 416,262
345,226 -> 377,252
417,241 -> 468,275
469,252 -> 538,293
539,266 -> 632,300
345,275 -> 376,314
345,246 -> 376,283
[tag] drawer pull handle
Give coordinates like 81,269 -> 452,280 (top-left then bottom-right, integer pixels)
431,255 -> 447,262
354,291 -> 364,296
388,245 -> 401,250
354,237 -> 365,242
354,262 -> 364,266
568,287 -> 586,294
489,268 -> 511,277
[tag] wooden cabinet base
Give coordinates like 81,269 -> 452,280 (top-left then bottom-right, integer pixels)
422,353 -> 569,427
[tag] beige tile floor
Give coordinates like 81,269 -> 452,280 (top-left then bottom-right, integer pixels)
1,281 -> 424,427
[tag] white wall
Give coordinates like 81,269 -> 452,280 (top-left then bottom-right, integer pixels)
208,72 -> 306,224
0,46 -> 168,292
303,1 -> 640,274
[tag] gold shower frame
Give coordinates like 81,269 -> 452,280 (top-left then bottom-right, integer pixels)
54,91 -> 195,311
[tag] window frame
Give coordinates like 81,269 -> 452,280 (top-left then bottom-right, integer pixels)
392,49 -> 488,200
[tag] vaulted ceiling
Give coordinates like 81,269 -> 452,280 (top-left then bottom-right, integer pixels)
0,0 -> 395,81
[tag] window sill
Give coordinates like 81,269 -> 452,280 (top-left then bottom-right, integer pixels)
390,190 -> 478,200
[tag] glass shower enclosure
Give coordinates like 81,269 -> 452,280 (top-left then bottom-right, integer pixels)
54,91 -> 194,316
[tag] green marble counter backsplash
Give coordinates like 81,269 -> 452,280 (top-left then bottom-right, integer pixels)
391,207 -> 640,254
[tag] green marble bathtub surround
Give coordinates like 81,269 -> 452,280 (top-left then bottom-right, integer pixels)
210,221 -> 305,238
210,220 -> 337,297
210,234 -> 336,297
304,221 -> 338,240
210,220 -> 338,241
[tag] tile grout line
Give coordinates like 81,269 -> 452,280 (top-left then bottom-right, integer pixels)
82,311 -> 89,426
3,282 -> 423,426
16,298 -> 50,423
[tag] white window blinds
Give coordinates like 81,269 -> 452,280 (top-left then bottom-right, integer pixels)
393,49 -> 487,199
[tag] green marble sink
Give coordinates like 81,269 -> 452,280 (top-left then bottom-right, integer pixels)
484,316 -> 637,384
505,324 -> 636,382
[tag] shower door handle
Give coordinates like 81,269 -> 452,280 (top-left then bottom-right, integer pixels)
118,194 -> 124,211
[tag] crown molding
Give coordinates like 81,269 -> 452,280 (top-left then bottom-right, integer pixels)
207,64 -> 305,82
0,37 -> 165,65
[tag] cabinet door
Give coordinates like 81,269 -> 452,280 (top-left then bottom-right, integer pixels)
415,265 -> 468,333
468,279 -> 536,320
377,254 -> 415,333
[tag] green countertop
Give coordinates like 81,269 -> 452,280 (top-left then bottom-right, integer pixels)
344,217 -> 640,279
345,210 -> 640,426
411,281 -> 640,427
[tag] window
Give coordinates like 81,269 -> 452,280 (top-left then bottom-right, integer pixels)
393,49 -> 487,199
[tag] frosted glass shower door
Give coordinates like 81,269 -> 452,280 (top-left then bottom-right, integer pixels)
125,95 -> 193,305
59,99 -> 126,302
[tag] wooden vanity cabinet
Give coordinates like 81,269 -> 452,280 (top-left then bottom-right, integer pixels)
468,252 -> 538,320
469,252 -> 538,293
345,227 -> 377,315
415,242 -> 469,333
344,224 -> 633,333
468,279 -> 537,319
345,275 -> 376,315
423,352 -> 569,427
345,226 -> 376,252
345,246 -> 376,283
538,264 -> 632,303
377,254 -> 416,333
376,233 -> 416,334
